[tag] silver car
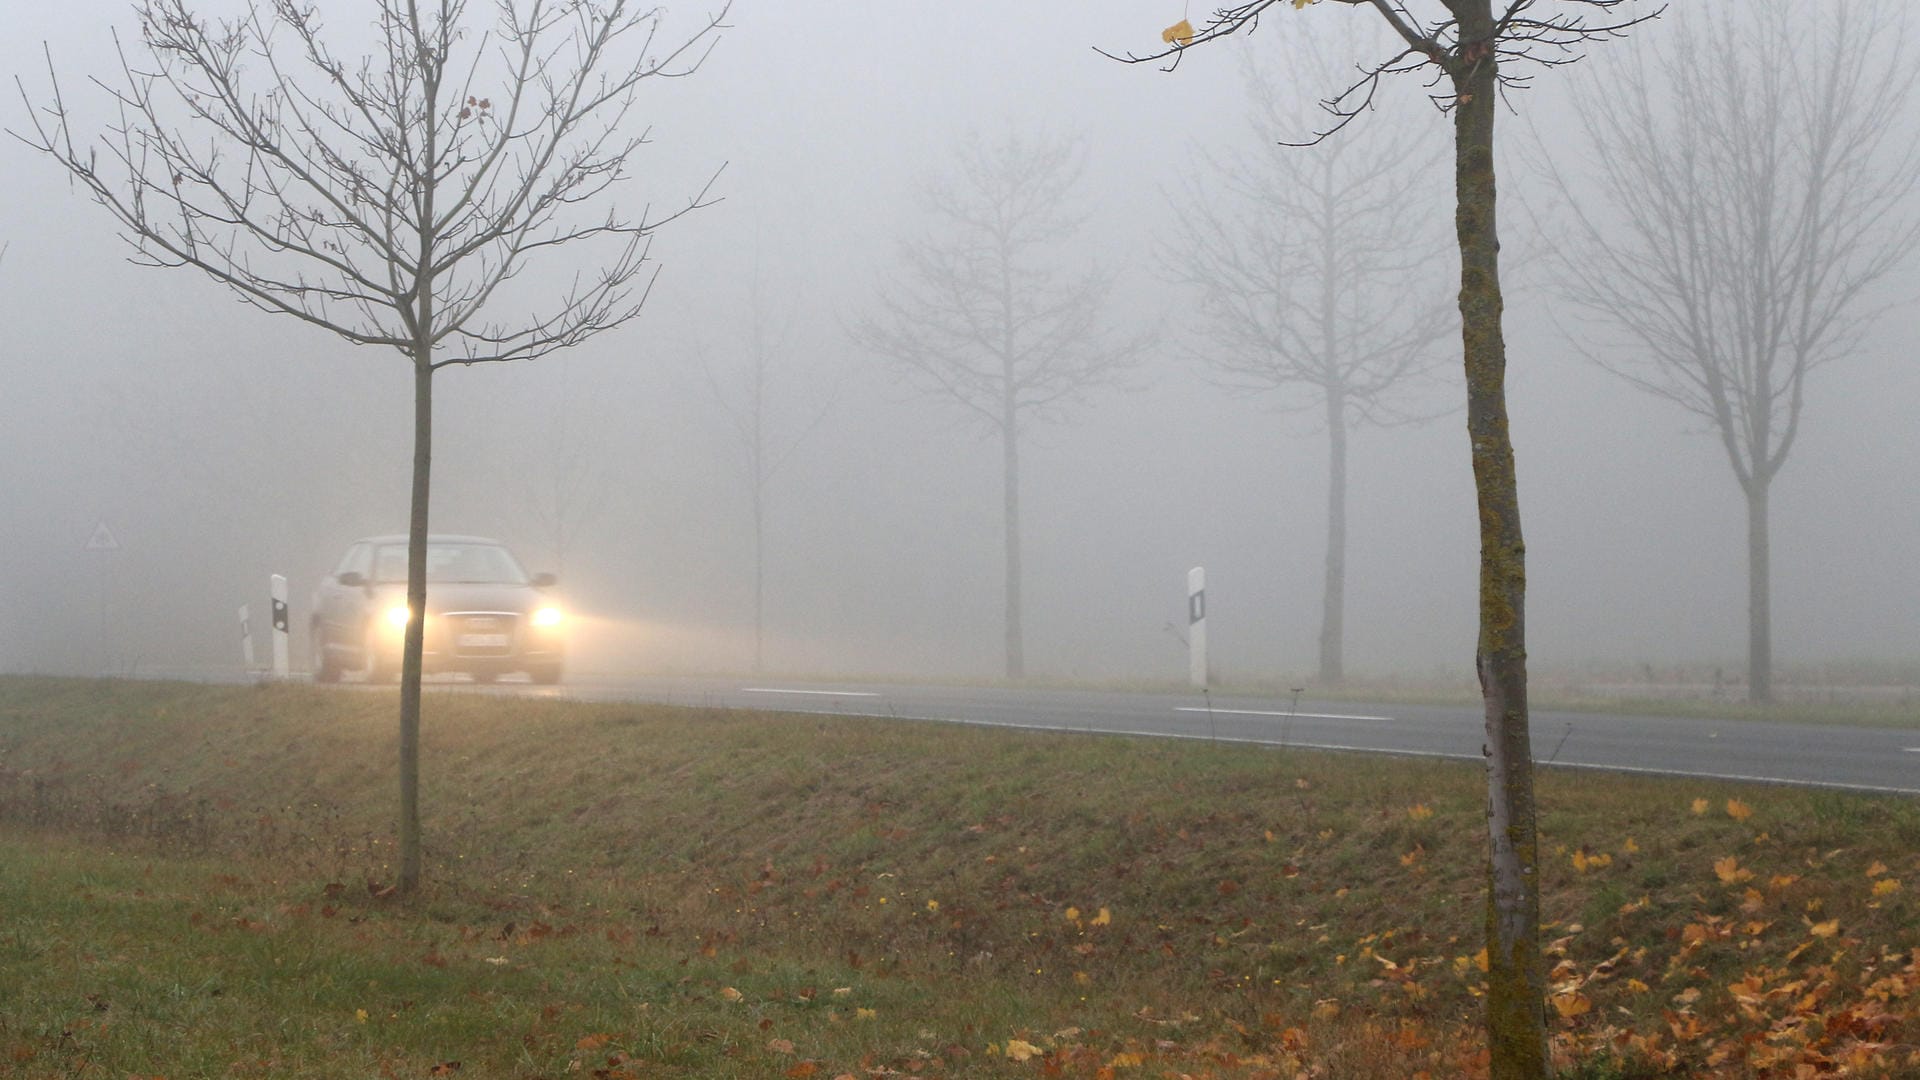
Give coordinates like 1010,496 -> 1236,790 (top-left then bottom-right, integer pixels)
310,534 -> 565,684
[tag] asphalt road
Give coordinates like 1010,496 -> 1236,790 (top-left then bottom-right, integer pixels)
496,674 -> 1920,796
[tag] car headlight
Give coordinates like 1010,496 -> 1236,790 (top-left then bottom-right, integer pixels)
531,606 -> 563,628
386,605 -> 413,629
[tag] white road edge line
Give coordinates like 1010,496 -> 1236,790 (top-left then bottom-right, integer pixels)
770,709 -> 1920,798
740,687 -> 881,698
1174,706 -> 1393,722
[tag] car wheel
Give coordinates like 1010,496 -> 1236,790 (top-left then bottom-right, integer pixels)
361,625 -> 399,684
529,664 -> 563,686
311,623 -> 341,683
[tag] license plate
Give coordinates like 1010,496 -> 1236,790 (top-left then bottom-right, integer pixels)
459,633 -> 510,647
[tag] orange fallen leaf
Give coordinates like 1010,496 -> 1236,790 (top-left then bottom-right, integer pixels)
1690,798 -> 1710,816
1714,856 -> 1754,885
1005,1039 -> 1042,1062
1725,798 -> 1753,822
1550,992 -> 1592,1018
1806,918 -> 1840,938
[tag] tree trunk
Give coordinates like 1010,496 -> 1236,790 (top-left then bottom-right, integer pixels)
1319,389 -> 1348,685
753,481 -> 766,674
1003,414 -> 1025,680
398,358 -> 432,895
1450,11 -> 1547,1076
1746,480 -> 1772,704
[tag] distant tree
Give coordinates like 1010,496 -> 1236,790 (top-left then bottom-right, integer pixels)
852,129 -> 1144,680
15,0 -> 727,893
1161,38 -> 1451,686
1543,0 -> 1920,704
700,275 -> 835,673
1110,1 -> 1655,1074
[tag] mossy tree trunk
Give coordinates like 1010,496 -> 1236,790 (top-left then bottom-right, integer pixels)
1446,1 -> 1546,1074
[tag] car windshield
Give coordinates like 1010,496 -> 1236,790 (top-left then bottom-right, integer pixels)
372,543 -> 528,585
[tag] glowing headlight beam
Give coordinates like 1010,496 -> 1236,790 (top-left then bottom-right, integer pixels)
386,605 -> 412,629
531,606 -> 563,628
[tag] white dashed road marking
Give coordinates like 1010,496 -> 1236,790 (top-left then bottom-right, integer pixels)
1173,706 -> 1394,722
741,687 -> 880,697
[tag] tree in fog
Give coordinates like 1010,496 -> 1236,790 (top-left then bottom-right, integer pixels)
852,129 -> 1143,680
1113,1 -> 1653,1072
1161,41 -> 1451,686
1544,0 -> 1920,704
15,0 -> 727,892
701,276 -> 834,673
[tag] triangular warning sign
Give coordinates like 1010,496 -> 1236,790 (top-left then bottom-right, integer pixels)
85,521 -> 121,551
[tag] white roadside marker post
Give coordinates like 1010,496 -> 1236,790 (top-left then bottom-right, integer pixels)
1188,566 -> 1208,690
270,574 -> 290,679
239,604 -> 256,672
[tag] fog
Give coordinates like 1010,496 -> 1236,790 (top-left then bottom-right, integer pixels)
2,0 -> 1916,687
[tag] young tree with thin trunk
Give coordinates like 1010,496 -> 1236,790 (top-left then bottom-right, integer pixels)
15,0 -> 727,893
1161,37 -> 1451,686
1111,1 -> 1655,1073
1542,0 -> 1920,704
700,277 -> 835,674
852,128 -> 1143,681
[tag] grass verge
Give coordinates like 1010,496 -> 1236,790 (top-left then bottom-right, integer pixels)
0,675 -> 1917,1078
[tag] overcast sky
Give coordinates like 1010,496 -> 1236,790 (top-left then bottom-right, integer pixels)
1,0 -> 1915,686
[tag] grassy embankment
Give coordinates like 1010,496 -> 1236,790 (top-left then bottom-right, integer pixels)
0,676 -> 1916,1078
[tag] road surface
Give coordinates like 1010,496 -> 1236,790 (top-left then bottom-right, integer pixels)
488,674 -> 1920,796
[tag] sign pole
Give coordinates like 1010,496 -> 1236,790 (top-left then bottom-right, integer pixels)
1188,566 -> 1208,690
270,574 -> 290,679
239,604 -> 256,672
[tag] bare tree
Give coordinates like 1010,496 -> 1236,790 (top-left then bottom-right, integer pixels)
1110,1 -> 1656,1073
700,275 -> 835,673
852,128 -> 1143,680
1542,0 -> 1920,704
14,0 -> 727,893
1161,38 -> 1451,686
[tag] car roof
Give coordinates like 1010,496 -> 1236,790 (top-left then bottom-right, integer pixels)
354,534 -> 508,546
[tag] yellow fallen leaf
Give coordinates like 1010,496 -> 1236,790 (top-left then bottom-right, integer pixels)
1550,992 -> 1592,1018
1091,907 -> 1112,927
1807,918 -> 1839,938
720,986 -> 744,1002
1474,947 -> 1489,973
1691,798 -> 1710,816
1866,861 -> 1888,878
855,1008 -> 877,1021
1005,1039 -> 1042,1063
1622,837 -> 1639,854
926,899 -> 939,912
1725,798 -> 1753,822
1109,1051 -> 1146,1067
355,1008 -> 369,1023
1408,803 -> 1434,821
1065,906 -> 1081,923
1161,19 -> 1194,46
1872,878 -> 1901,897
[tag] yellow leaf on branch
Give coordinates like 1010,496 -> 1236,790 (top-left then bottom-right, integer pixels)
1161,19 -> 1194,46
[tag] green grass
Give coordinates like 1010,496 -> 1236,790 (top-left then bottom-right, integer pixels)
1,675 -> 1917,1078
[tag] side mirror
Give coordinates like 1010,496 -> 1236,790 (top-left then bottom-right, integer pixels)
338,571 -> 367,588
531,572 -> 557,588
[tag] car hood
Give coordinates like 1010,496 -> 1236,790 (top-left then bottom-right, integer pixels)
372,581 -> 546,615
